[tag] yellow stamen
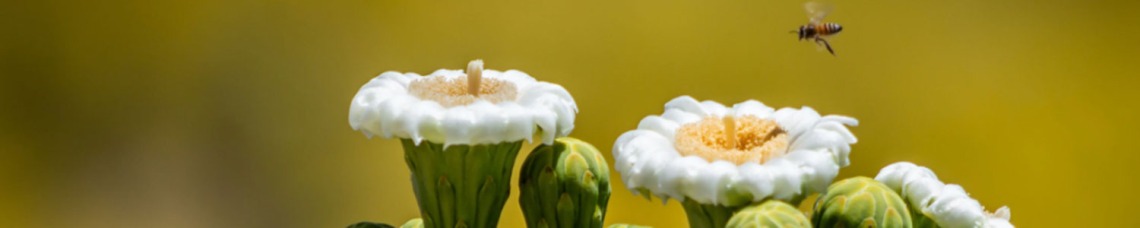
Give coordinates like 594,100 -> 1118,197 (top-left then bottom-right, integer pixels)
675,115 -> 789,164
407,60 -> 517,107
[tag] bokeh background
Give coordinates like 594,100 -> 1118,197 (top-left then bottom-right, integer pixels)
3,0 -> 1138,227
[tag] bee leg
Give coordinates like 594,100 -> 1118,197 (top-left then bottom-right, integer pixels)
814,37 -> 835,55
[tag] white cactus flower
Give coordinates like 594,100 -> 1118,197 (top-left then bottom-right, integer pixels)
348,60 -> 577,146
612,95 -> 858,206
347,60 -> 579,228
875,162 -> 1014,228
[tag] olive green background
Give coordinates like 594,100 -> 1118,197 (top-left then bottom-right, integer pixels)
3,0 -> 1137,227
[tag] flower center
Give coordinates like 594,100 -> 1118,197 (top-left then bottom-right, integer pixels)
407,60 -> 518,107
674,115 -> 789,165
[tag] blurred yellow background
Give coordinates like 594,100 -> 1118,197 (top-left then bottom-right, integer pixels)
3,0 -> 1138,227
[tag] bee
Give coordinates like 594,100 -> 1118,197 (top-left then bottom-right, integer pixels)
793,2 -> 842,55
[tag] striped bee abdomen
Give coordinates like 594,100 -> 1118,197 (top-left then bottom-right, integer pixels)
815,23 -> 843,36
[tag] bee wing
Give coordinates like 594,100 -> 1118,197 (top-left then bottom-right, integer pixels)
805,1 -> 834,24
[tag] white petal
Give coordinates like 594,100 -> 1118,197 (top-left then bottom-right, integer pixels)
664,96 -> 708,116
501,103 -> 536,143
985,206 -> 1014,228
875,162 -> 1014,228
695,161 -> 738,205
441,106 -> 477,145
789,122 -> 854,166
661,108 -> 703,125
468,101 -> 504,143
732,100 -> 775,119
614,130 -> 677,193
992,206 -> 1011,220
764,158 -> 804,201
378,97 -> 415,138
929,185 -> 985,227
773,107 -> 822,139
497,69 -> 538,85
658,156 -> 708,201
986,219 -> 1015,228
518,81 -> 578,138
638,116 -> 680,140
699,100 -> 729,116
736,163 -> 775,201
905,174 -> 945,210
788,150 -> 840,193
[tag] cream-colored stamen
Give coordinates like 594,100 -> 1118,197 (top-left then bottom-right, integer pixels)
675,115 -> 789,164
467,59 -> 483,96
407,60 -> 517,107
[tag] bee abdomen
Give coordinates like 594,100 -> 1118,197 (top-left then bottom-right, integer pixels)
818,23 -> 843,35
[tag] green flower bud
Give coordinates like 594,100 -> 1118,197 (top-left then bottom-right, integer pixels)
519,137 -> 612,228
812,177 -> 912,228
400,218 -> 423,228
726,200 -> 811,228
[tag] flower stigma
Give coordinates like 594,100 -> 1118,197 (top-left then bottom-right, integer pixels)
467,59 -> 483,96
724,115 -> 737,149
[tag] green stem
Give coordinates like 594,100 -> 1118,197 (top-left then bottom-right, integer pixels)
681,199 -> 743,228
401,139 -> 524,228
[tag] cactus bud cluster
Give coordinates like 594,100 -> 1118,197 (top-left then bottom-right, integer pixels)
519,137 -> 612,228
812,177 -> 913,228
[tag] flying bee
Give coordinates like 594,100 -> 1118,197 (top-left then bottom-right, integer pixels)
793,2 -> 842,55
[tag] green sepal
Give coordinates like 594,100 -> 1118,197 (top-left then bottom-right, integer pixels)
401,139 -> 523,228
